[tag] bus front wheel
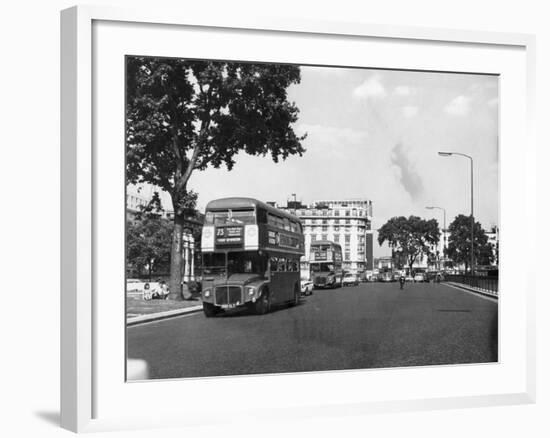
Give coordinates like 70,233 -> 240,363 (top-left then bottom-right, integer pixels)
203,302 -> 219,318
254,290 -> 271,315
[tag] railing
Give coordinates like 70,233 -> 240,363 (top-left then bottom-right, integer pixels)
444,274 -> 499,297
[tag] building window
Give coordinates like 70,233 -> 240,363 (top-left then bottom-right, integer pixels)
322,219 -> 328,225
335,210 -> 340,216
345,235 -> 350,243
334,226 -> 340,232
345,210 -> 350,216
334,234 -> 340,242
322,226 -> 327,232
321,234 -> 327,241
345,252 -> 350,261
345,219 -> 350,225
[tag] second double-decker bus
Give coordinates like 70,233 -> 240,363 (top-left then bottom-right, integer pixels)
200,197 -> 304,317
309,240 -> 344,289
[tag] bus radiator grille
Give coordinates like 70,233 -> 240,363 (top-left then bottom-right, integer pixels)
215,286 -> 243,305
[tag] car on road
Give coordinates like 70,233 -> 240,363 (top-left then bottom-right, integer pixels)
413,273 -> 427,282
301,279 -> 314,296
342,273 -> 360,287
405,275 -> 414,282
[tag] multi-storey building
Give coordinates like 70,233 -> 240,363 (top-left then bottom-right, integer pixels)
279,199 -> 374,277
126,184 -> 175,221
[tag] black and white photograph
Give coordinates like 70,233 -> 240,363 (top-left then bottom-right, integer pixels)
125,56 -> 499,380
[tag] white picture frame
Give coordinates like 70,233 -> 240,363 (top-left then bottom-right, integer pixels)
60,5 -> 536,433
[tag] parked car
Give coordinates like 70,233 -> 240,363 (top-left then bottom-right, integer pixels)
413,273 -> 426,282
405,275 -> 414,282
301,279 -> 314,296
342,273 -> 360,287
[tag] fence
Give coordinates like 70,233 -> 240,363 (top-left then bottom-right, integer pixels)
444,274 -> 499,297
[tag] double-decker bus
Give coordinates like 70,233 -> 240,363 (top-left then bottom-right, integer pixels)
200,197 -> 304,317
309,240 -> 343,289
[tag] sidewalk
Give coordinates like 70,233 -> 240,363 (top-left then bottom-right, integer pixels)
126,296 -> 203,326
444,281 -> 498,299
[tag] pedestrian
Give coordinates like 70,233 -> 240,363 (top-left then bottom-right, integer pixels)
143,282 -> 152,300
399,275 -> 405,290
159,280 -> 169,299
151,278 -> 164,299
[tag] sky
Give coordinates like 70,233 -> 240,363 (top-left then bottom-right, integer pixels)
164,65 -> 499,257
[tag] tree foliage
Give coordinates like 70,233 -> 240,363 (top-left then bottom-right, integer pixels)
446,214 -> 493,271
126,57 -> 306,298
127,216 -> 173,279
378,216 -> 440,274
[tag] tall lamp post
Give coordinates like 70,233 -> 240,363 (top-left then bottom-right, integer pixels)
438,151 -> 474,274
426,206 -> 446,272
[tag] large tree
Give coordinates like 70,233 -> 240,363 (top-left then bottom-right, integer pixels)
446,214 -> 493,272
126,57 -> 306,299
378,216 -> 440,275
127,215 -> 173,280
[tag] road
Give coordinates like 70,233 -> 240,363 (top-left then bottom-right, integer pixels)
127,282 -> 498,380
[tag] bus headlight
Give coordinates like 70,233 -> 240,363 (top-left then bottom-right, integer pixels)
246,287 -> 255,296
203,289 -> 211,298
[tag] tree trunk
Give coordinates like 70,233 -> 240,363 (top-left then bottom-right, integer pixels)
168,215 -> 185,300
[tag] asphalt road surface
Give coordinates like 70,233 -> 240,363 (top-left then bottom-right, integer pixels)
127,282 -> 498,380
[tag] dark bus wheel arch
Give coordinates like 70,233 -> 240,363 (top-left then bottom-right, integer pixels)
203,302 -> 220,318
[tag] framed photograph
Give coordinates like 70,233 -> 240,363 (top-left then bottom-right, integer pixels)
61,5 -> 536,433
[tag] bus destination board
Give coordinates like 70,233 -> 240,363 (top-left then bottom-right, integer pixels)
215,226 -> 243,246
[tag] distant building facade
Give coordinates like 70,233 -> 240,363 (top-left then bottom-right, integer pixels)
484,225 -> 499,267
278,199 -> 374,276
126,184 -> 175,221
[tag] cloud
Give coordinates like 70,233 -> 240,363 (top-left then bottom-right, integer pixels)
390,143 -> 423,199
402,105 -> 419,118
444,95 -> 471,116
352,74 -> 386,100
393,85 -> 415,96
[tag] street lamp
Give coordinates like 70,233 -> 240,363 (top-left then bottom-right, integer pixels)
438,151 -> 474,274
426,206 -> 446,271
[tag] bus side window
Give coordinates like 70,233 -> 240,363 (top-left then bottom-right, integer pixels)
270,257 -> 278,273
278,258 -> 287,272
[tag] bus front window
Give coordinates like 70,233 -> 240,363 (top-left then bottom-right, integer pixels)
227,252 -> 267,277
202,253 -> 226,277
205,209 -> 256,226
310,263 -> 334,273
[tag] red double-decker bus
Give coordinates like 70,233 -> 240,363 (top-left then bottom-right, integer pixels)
200,198 -> 304,317
309,240 -> 343,288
